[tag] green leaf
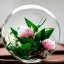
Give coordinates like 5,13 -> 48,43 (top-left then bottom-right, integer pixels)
6,42 -> 29,59
37,18 -> 46,28
17,42 -> 31,51
6,38 -> 30,60
16,42 -> 33,59
6,43 -> 14,51
35,28 -> 54,41
14,48 -> 29,60
24,18 -> 38,32
17,37 -> 33,44
33,41 -> 42,51
22,55 -> 29,60
35,28 -> 45,41
45,28 -> 54,38
6,43 -> 22,58
10,27 -> 18,36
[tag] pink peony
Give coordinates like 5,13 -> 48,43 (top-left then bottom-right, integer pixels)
42,39 -> 55,50
18,26 -> 34,38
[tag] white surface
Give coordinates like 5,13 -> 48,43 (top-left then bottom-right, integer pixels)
0,0 -> 64,43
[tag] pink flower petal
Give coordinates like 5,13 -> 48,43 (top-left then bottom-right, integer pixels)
42,39 -> 55,50
18,26 -> 34,38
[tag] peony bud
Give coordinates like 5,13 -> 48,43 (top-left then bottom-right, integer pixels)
42,39 -> 55,50
18,25 -> 34,38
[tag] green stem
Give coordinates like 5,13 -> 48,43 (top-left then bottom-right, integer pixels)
37,16 -> 44,26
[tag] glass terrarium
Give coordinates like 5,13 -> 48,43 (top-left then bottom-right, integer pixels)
2,5 -> 61,63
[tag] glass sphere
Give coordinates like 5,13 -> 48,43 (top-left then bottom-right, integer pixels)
2,5 -> 61,63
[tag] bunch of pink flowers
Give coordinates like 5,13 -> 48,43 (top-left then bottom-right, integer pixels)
18,25 -> 55,51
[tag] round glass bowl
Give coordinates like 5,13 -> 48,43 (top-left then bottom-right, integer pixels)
2,5 -> 61,63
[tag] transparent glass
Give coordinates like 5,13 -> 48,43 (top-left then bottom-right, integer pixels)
2,5 -> 61,63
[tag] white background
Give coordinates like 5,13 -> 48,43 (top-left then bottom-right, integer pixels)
0,0 -> 64,43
